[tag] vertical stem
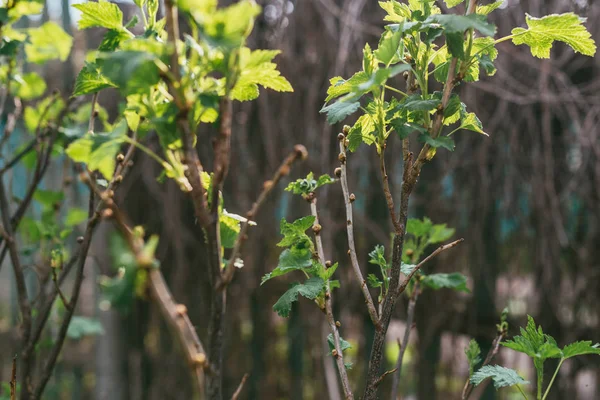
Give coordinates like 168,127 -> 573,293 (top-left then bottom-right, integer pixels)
542,359 -> 563,400
310,199 -> 354,400
390,283 -> 419,400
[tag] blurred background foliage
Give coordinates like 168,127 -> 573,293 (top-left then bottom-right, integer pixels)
0,0 -> 599,399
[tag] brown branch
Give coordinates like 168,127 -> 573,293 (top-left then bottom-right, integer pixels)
390,283 -> 420,400
311,199 -> 354,400
398,239 -> 464,295
220,145 -> 308,288
10,355 -> 17,400
230,373 -> 249,400
337,133 -> 380,328
379,148 -> 401,234
374,368 -> 398,387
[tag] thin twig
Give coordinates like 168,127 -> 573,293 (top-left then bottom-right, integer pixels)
374,368 -> 398,387
230,373 -> 249,400
398,239 -> 464,295
220,145 -> 307,288
390,283 -> 420,400
10,355 -> 17,400
32,191 -> 95,400
337,134 -> 380,328
311,199 -> 354,400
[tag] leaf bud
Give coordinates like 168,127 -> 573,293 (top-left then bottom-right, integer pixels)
349,193 -> 356,202
325,260 -> 332,268
335,321 -> 341,327
175,304 -> 188,317
116,154 -> 125,162
77,236 -> 84,244
344,138 -> 349,147
338,152 -> 346,163
332,349 -> 338,357
193,353 -> 207,366
263,180 -> 274,191
280,165 -> 290,176
334,167 -> 342,178
337,133 -> 345,141
102,209 -> 113,218
293,144 -> 308,160
342,125 -> 350,135
312,224 -> 322,234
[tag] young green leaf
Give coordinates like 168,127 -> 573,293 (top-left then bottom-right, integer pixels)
378,0 -> 411,23
25,22 -> 73,64
67,316 -> 105,340
327,333 -> 352,352
367,274 -> 383,288
421,273 -> 470,293
231,53 -> 293,101
272,277 -> 324,317
418,133 -> 455,151
374,28 -> 402,65
511,13 -> 596,58
325,73 -> 369,103
502,315 -> 560,360
320,96 -> 362,124
65,208 -> 89,227
73,1 -> 124,30
465,339 -> 482,377
400,262 -> 416,275
471,365 -> 529,389
368,245 -> 388,269
561,341 -> 600,359
476,1 -> 504,16
444,0 -> 464,7
98,51 -> 161,95
285,173 -> 335,195
13,72 -> 46,100
347,114 -> 376,151
73,63 -> 117,97
277,216 -> 316,247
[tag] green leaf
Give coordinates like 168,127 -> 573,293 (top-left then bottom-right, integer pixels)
98,50 -> 161,95
9,1 -> 44,18
502,316 -> 561,360
378,0 -> 411,23
285,173 -> 335,195
368,245 -> 388,269
512,13 -> 596,58
231,51 -> 293,101
67,316 -> 104,340
25,22 -> 73,64
426,14 -> 496,37
444,0 -> 464,7
34,189 -> 64,209
347,113 -> 376,151
407,217 -> 433,238
277,216 -> 316,247
65,208 -> 89,227
73,63 -> 117,97
327,333 -> 352,352
362,43 -> 376,75
273,277 -> 324,317
200,0 -> 261,48
98,29 -> 132,52
471,365 -> 529,389
65,120 -> 128,179
418,133 -> 455,151
421,273 -> 470,293
367,273 -> 383,288
325,72 -> 368,103
402,94 -> 440,111
458,112 -> 488,136
427,223 -> 455,244
73,1 -> 124,30
220,212 -> 241,249
374,28 -> 402,65
13,72 -> 46,100
320,96 -> 361,124
562,341 -> 600,359
400,262 -> 416,275
476,1 -> 503,16
465,339 -> 482,377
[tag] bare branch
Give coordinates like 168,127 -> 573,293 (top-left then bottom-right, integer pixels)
397,239 -> 464,296
230,373 -> 249,400
10,355 -> 17,400
311,199 -> 354,400
337,134 -> 380,328
390,283 -> 420,400
379,149 -> 401,234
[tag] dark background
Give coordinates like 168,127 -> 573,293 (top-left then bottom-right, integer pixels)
1,0 -> 599,399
